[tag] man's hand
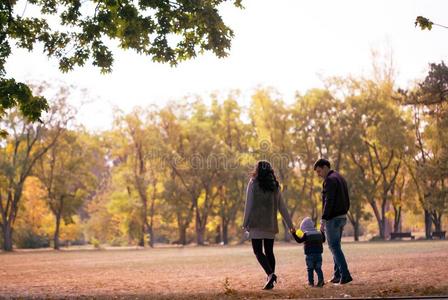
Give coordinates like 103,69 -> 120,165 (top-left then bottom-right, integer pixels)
320,219 -> 326,232
289,227 -> 296,234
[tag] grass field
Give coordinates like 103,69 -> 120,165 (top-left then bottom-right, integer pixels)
1,240 -> 448,299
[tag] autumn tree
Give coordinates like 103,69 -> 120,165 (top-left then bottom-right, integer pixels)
249,89 -> 297,240
110,107 -> 164,247
399,61 -> 448,238
158,104 -> 195,245
209,94 -> 251,244
36,128 -> 104,249
0,90 -> 69,251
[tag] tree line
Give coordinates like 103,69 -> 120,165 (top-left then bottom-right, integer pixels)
1,61 -> 447,251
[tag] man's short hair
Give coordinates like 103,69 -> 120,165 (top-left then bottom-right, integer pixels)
313,158 -> 331,170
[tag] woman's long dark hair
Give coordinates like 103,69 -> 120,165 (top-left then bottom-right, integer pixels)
251,160 -> 280,192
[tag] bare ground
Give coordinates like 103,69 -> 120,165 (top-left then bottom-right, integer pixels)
1,240 -> 448,299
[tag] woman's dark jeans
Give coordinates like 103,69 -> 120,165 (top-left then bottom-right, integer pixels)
251,239 -> 275,276
325,216 -> 351,279
305,253 -> 323,284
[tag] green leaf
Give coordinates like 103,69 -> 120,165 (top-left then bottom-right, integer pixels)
415,16 -> 433,31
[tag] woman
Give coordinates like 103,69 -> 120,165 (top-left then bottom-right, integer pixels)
242,160 -> 295,290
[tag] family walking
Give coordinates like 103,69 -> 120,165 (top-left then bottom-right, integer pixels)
242,159 -> 353,290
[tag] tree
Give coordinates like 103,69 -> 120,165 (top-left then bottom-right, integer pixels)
111,107 -> 163,247
0,0 -> 242,123
290,88 -> 349,234
159,104 -> 194,245
344,162 -> 372,241
249,89 -> 296,241
290,91 -> 323,227
348,83 -> 412,239
160,101 -> 223,245
36,129 -> 103,249
210,95 -> 250,245
0,92 -> 69,251
13,176 -> 53,248
182,101 -> 222,245
162,173 -> 194,245
399,61 -> 448,238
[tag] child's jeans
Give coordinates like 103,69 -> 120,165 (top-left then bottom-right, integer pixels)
305,253 -> 324,284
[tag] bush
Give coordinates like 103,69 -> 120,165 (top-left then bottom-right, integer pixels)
90,237 -> 102,249
109,238 -> 126,247
14,230 -> 50,249
369,235 -> 385,242
63,238 -> 87,246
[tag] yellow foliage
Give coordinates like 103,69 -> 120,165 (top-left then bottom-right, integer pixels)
16,177 -> 53,237
197,190 -> 206,207
59,216 -> 83,241
206,216 -> 221,232
385,210 -> 395,220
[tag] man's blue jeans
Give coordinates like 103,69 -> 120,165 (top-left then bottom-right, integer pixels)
325,216 -> 350,279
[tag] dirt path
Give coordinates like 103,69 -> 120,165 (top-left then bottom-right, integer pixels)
1,241 -> 448,299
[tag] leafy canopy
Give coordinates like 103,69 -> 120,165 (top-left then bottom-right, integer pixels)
0,0 -> 242,123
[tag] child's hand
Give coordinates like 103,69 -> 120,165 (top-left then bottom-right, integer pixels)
295,229 -> 304,238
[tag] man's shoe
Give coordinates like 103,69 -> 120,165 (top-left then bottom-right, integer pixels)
339,275 -> 353,284
317,281 -> 325,287
328,277 -> 341,284
308,282 -> 314,287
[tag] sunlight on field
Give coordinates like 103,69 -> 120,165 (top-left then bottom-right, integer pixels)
1,241 -> 448,299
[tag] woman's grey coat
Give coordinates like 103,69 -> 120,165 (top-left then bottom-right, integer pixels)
243,178 -> 294,239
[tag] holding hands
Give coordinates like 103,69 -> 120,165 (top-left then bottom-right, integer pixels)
319,219 -> 326,232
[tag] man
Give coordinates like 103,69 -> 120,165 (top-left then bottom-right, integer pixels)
314,158 -> 353,284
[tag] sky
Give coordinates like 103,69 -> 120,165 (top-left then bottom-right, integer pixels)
8,0 -> 448,131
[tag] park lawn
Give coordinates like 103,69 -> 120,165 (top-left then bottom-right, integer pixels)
1,240 -> 448,299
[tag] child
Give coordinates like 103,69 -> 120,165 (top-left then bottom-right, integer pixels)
292,217 -> 326,287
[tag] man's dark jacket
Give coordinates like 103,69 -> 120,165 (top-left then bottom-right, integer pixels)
322,170 -> 350,220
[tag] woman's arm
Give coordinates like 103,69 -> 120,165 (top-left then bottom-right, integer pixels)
278,190 -> 294,230
242,179 -> 254,229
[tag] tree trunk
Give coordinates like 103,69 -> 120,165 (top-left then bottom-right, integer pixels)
222,221 -> 229,245
2,222 -> 13,251
393,206 -> 401,233
381,217 -> 387,239
54,212 -> 62,250
138,222 -> 145,247
196,226 -> 205,245
347,212 -> 359,242
178,225 -> 187,245
148,225 -> 154,248
380,198 -> 388,239
369,200 -> 385,239
433,212 -> 442,232
147,183 -> 156,248
176,205 -> 193,245
195,207 -> 206,245
353,219 -> 360,242
424,209 -> 432,239
376,217 -> 385,239
434,221 -> 442,233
